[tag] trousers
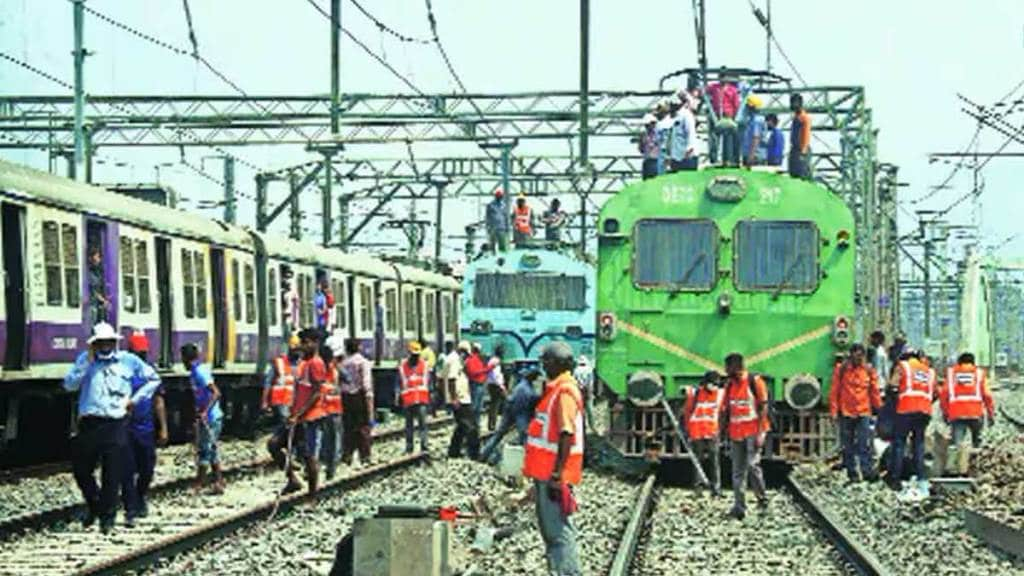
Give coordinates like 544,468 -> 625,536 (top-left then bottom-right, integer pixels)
447,404 -> 480,460
341,392 -> 372,464
839,415 -> 875,480
72,416 -> 127,521
692,438 -> 721,493
534,480 -> 582,575
730,436 -> 766,515
320,413 -> 343,477
121,429 -> 156,516
404,404 -> 428,453
891,412 -> 930,481
486,383 -> 505,431
950,418 -> 983,475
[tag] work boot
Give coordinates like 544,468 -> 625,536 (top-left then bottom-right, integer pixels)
79,509 -> 97,528
138,500 -> 149,518
124,512 -> 137,528
99,516 -> 115,534
282,480 -> 303,495
727,507 -> 745,521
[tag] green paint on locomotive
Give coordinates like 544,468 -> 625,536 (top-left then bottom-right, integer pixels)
596,169 -> 855,405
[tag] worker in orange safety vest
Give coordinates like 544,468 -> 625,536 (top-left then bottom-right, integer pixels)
512,194 -> 535,246
939,352 -> 996,476
400,341 -> 431,454
262,334 -> 303,466
829,343 -> 882,483
320,335 -> 345,480
683,371 -> 725,496
885,348 -> 936,491
522,341 -> 583,575
721,353 -> 770,520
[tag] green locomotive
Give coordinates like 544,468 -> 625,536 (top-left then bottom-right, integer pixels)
596,168 -> 855,460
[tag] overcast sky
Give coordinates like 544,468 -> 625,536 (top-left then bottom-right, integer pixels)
1,0 -> 1023,265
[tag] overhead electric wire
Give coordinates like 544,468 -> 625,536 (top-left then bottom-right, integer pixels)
349,0 -> 432,44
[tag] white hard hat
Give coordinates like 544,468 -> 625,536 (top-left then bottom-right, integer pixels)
88,322 -> 122,344
642,113 -> 656,124
577,355 -> 589,366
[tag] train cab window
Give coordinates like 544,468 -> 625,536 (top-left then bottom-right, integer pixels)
244,263 -> 256,324
424,292 -> 437,335
43,221 -> 63,305
268,267 -> 279,326
136,241 -> 151,313
633,219 -> 718,291
734,220 -> 819,292
403,290 -> 416,333
332,278 -> 347,330
231,259 -> 242,322
385,288 -> 398,333
359,283 -> 372,332
62,224 -> 80,308
121,237 -> 136,312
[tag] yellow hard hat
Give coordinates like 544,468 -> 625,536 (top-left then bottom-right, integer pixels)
287,333 -> 301,349
746,94 -> 763,109
408,341 -> 423,354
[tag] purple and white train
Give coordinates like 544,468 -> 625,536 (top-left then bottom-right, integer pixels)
0,159 -> 459,463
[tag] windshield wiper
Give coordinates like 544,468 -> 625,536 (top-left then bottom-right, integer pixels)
680,252 -> 707,285
771,253 -> 807,300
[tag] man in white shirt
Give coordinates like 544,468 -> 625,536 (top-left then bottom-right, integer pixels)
442,341 -> 479,459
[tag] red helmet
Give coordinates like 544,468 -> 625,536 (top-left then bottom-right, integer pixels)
128,331 -> 149,353
494,188 -> 504,198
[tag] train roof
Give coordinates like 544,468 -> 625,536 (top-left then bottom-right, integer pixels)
393,262 -> 460,291
0,159 -> 252,248
464,247 -> 594,275
255,232 -> 397,280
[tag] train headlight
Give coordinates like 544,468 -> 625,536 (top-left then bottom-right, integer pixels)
627,371 -> 664,408
717,292 -> 732,315
598,312 -> 617,341
603,218 -> 620,234
784,373 -> 822,411
832,315 -> 851,347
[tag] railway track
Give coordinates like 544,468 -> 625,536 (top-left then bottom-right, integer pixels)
0,416 -> 452,539
0,421 -> 458,576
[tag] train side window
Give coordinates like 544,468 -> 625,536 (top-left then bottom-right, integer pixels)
385,288 -> 397,333
734,220 -> 819,293
182,248 -> 195,319
333,278 -> 347,330
136,241 -> 151,313
194,251 -> 208,319
244,263 -> 256,324
443,294 -> 455,333
231,259 -> 241,322
633,219 -> 718,291
359,283 -> 372,332
268,267 -> 279,327
424,292 -> 436,335
301,273 -> 314,328
121,236 -> 136,313
403,290 -> 416,333
42,221 -> 63,305
61,223 -> 80,308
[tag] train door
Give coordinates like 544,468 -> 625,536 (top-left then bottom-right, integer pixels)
2,203 -> 27,370
155,237 -> 173,368
85,220 -> 117,328
210,248 -> 227,368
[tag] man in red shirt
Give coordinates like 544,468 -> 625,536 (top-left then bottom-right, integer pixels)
463,343 -> 490,426
829,343 -> 882,483
278,328 -> 327,494
721,353 -> 770,520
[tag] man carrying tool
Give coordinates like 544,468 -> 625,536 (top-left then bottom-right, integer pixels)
181,342 -> 225,495
262,333 -> 302,459
721,353 -> 770,520
63,322 -> 162,532
399,341 -> 431,454
277,328 -> 329,494
522,342 -> 583,575
683,371 -> 725,497
938,352 -> 996,476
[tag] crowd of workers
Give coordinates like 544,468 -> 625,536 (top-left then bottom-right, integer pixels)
637,73 -> 812,180
482,188 -> 569,256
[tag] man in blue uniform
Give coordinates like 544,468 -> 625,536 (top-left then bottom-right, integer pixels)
121,331 -> 168,526
181,343 -> 225,494
63,322 -> 162,532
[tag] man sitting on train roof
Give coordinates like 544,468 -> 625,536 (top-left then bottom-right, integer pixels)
63,322 -> 162,533
485,188 -> 510,255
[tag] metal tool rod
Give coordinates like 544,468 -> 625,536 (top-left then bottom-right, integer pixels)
658,397 -> 710,488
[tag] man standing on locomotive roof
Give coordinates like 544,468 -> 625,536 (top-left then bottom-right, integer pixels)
63,322 -> 162,532
485,188 -> 510,254
721,353 -> 770,520
684,371 -> 725,497
523,341 -> 584,576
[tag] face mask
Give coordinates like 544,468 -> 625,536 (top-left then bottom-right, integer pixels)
96,350 -> 115,361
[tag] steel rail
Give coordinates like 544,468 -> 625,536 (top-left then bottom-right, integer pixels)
964,509 -> 1024,560
784,475 -> 891,576
77,452 -> 428,576
607,474 -> 657,576
0,416 -> 452,539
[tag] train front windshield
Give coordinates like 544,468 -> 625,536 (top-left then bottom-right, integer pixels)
734,220 -> 819,292
473,273 -> 587,311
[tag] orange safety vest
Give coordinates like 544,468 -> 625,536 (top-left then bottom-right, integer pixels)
686,386 -> 724,440
399,358 -> 430,407
269,355 -> 299,407
945,364 -> 985,420
295,359 -> 327,422
522,372 -> 584,485
896,359 -> 935,415
513,205 -> 532,235
726,373 -> 766,441
320,365 -> 343,415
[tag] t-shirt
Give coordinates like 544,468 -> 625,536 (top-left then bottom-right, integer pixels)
190,364 -> 222,424
293,355 -> 328,421
439,352 -> 471,405
314,291 -> 328,328
129,373 -> 163,436
790,110 -> 811,154
741,114 -> 766,160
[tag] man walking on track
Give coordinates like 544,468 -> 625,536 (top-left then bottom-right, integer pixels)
721,353 -> 770,520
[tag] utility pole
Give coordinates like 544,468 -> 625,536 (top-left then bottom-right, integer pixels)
578,0 -> 590,169
289,171 -> 301,240
330,0 -> 341,134
434,180 -> 446,272
255,174 -> 268,231
337,194 -> 349,249
328,0 -> 343,247
321,151 -> 334,246
223,156 -> 236,224
72,0 -> 87,182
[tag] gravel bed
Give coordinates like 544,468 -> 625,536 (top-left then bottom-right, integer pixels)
633,487 -> 849,575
